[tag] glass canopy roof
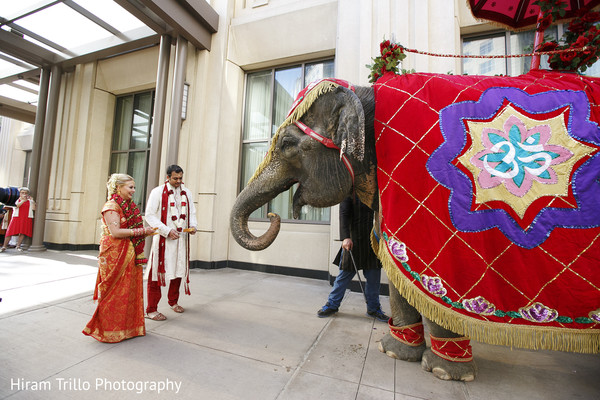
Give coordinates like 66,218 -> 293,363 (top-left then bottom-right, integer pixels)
0,0 -> 155,106
0,0 -> 218,120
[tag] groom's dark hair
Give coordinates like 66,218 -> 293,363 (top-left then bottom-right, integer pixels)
167,164 -> 183,176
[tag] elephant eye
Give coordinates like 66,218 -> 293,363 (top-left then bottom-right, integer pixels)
280,135 -> 298,151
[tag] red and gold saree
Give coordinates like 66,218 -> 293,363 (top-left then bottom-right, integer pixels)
83,200 -> 145,343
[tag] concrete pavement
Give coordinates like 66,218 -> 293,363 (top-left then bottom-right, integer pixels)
0,249 -> 598,399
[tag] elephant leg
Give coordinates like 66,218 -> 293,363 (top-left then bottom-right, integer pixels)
421,318 -> 477,382
378,285 -> 426,362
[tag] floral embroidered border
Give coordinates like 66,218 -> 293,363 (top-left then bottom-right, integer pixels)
383,231 -> 600,325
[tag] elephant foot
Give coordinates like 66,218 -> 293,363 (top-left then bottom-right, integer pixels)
421,349 -> 477,382
378,332 -> 425,362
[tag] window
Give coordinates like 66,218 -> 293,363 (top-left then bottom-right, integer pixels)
240,60 -> 335,222
464,27 -> 600,77
462,27 -> 559,76
585,59 -> 600,76
110,91 -> 154,210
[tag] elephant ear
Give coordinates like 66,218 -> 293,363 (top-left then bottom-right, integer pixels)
249,79 -> 346,184
333,86 -> 365,162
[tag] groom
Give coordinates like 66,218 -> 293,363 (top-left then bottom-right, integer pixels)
144,165 -> 197,321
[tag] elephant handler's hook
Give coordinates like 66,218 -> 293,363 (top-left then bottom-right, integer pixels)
344,249 -> 368,305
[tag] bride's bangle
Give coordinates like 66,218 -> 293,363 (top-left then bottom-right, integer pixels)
131,228 -> 145,237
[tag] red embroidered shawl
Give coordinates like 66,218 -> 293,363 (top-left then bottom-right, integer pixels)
155,183 -> 191,294
374,70 -> 600,353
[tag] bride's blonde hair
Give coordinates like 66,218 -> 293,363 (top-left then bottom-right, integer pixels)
106,173 -> 134,199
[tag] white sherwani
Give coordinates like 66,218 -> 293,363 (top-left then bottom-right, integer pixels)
145,182 -> 197,282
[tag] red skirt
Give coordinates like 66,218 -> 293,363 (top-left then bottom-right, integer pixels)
6,201 -> 33,237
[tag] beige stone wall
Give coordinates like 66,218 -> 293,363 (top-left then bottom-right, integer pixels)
43,47 -> 160,246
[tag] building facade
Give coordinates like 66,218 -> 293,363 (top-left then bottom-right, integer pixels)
1,0 -> 589,278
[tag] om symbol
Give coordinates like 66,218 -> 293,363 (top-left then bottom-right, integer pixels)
474,115 -> 573,198
482,125 -> 554,185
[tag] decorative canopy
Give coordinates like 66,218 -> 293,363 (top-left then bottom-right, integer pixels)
467,0 -> 600,31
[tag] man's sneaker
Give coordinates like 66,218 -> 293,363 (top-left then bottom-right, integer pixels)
317,304 -> 338,318
367,308 -> 389,322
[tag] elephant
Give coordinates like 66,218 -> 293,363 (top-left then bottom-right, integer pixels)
230,72 -> 600,381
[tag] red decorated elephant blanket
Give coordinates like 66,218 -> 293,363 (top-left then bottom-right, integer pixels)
373,70 -> 600,352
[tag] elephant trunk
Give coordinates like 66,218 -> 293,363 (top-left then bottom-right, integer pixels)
230,169 -> 287,251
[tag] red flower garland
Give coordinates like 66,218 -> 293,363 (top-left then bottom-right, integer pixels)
535,0 -> 600,73
111,194 -> 147,265
367,39 -> 407,83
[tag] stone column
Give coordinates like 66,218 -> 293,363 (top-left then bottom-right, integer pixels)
28,67 -> 50,200
29,65 -> 62,252
166,36 -> 188,166
147,35 -> 172,191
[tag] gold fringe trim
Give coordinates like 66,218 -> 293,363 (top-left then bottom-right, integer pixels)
377,238 -> 600,354
370,229 -> 380,256
249,80 -> 343,184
